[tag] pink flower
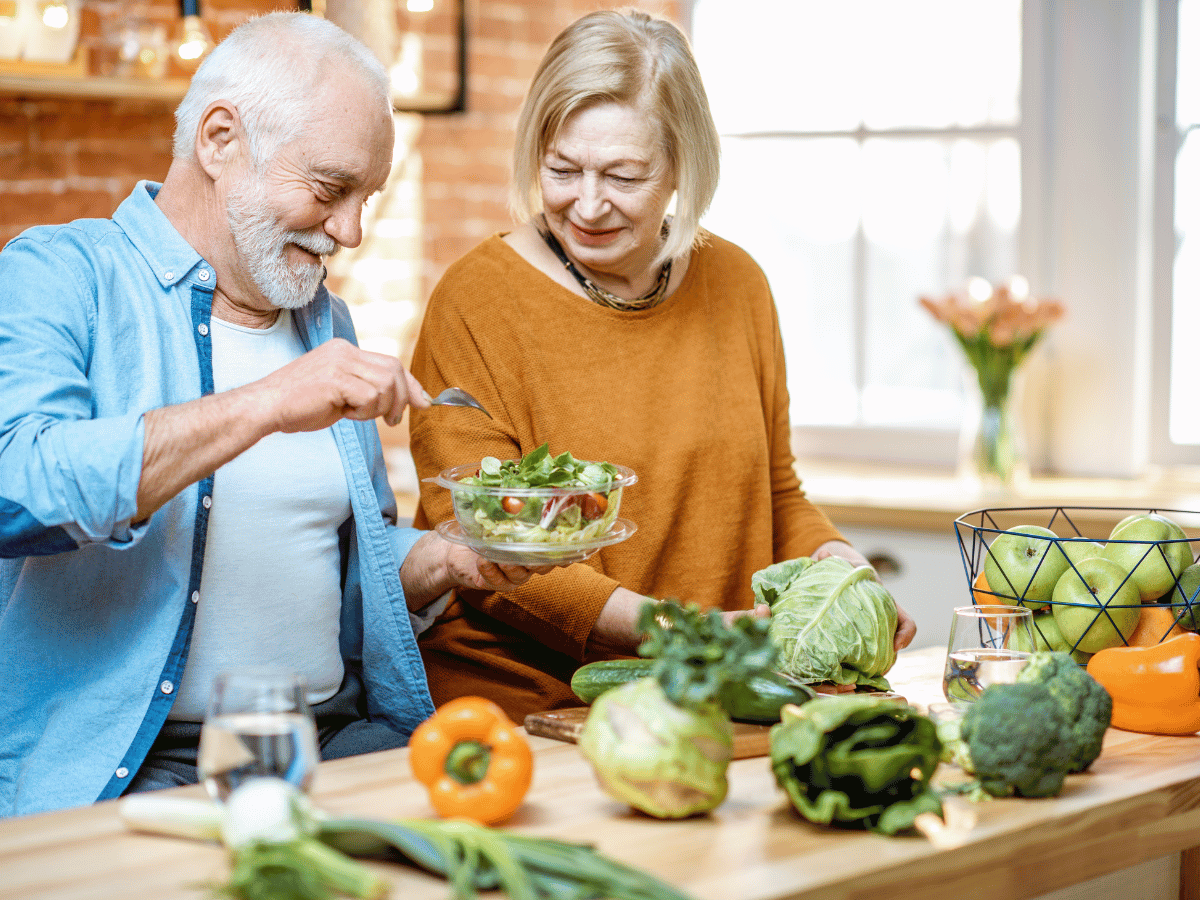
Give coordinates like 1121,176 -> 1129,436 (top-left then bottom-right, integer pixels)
920,279 -> 1064,347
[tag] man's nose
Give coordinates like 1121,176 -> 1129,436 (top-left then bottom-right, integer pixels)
323,201 -> 363,250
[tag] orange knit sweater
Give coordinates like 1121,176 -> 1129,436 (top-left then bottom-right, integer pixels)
408,232 -> 844,719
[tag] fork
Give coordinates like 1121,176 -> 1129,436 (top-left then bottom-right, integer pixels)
422,387 -> 493,419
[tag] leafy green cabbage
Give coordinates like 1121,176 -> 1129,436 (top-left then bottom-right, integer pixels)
751,556 -> 898,689
770,696 -> 943,835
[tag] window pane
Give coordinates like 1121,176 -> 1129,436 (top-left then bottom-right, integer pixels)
704,138 -> 858,425
692,0 -> 1021,134
861,138 -> 1019,425
702,135 -> 1019,428
693,0 -> 1022,439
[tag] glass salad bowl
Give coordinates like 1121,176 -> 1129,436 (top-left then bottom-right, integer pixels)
425,448 -> 638,565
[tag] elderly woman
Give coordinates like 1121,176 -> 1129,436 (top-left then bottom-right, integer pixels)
409,10 -> 915,719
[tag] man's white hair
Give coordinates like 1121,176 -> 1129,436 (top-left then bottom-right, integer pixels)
172,12 -> 390,165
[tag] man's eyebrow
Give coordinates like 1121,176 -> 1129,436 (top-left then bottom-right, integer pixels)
310,165 -> 360,184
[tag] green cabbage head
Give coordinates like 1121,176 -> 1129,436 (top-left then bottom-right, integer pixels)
578,678 -> 733,818
752,556 -> 898,689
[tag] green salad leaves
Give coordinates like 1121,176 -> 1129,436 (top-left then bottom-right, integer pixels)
471,444 -> 620,490
457,444 -> 623,544
751,556 -> 899,689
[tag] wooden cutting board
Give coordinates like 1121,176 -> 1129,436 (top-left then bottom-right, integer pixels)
523,707 -> 773,759
523,691 -> 909,760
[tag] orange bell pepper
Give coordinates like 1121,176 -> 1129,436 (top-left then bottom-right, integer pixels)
408,696 -> 534,825
1086,632 -> 1200,736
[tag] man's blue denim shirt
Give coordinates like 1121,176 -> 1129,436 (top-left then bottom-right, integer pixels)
0,182 -> 435,817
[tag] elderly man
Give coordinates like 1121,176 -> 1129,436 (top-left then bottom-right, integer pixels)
0,13 -> 531,817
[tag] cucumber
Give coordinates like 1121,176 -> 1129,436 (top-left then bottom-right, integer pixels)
723,671 -> 818,724
571,658 -> 654,704
570,659 -> 817,723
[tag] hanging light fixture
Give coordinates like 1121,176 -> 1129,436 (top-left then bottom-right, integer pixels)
37,0 -> 71,29
172,0 -> 213,71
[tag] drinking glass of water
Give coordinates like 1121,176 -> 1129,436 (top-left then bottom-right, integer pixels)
943,605 -> 1035,703
198,667 -> 320,801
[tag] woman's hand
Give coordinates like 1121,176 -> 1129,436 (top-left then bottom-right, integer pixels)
812,539 -> 918,652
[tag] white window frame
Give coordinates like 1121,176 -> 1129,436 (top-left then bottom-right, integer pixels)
1149,0 -> 1197,466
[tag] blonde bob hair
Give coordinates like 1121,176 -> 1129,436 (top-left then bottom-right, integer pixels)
509,10 -> 721,266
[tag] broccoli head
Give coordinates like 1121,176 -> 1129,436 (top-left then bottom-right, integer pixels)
959,682 -> 1075,798
1016,651 -> 1113,772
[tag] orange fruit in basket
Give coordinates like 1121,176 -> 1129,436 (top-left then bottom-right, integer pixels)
972,571 -> 1018,631
972,570 -> 993,605
1126,605 -> 1187,647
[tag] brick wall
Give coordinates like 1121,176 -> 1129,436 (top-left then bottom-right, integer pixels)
417,0 -> 681,291
1,0 -> 682,274
0,0 -> 681,462
0,0 -> 290,248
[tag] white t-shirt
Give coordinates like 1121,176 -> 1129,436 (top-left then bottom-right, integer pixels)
170,310 -> 351,721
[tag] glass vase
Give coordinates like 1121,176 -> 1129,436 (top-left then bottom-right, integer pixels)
957,366 -> 1028,489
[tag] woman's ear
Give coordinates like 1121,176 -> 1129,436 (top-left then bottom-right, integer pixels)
195,100 -> 244,181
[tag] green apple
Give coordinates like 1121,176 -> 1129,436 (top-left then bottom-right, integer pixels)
1009,610 -> 1092,663
1102,513 -> 1193,601
1052,556 -> 1142,653
1160,562 -> 1200,631
1058,539 -> 1105,570
1111,513 -> 1142,532
983,525 -> 1069,610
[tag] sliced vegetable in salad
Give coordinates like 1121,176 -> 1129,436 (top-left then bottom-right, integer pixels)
451,444 -> 629,544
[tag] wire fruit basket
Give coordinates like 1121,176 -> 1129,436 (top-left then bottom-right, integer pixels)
954,506 -> 1200,663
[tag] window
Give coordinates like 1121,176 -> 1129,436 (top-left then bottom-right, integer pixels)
692,0 -> 1023,465
692,0 -> 1200,473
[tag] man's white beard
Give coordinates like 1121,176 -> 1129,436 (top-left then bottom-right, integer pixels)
226,177 -> 341,310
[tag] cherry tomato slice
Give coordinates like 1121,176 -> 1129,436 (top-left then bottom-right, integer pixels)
579,492 -> 608,520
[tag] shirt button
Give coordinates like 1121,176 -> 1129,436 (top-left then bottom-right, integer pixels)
198,269 -> 211,281
164,271 -> 174,280
191,591 -> 199,604
161,681 -> 174,695
115,767 -> 129,778
202,495 -> 212,509
197,323 -> 209,337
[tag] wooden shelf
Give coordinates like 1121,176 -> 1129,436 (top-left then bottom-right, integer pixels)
0,50 -> 189,102
0,71 -> 188,101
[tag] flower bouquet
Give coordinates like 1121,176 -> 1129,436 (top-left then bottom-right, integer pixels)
920,277 -> 1064,484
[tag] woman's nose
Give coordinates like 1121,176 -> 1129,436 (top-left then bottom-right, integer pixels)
574,175 -> 609,221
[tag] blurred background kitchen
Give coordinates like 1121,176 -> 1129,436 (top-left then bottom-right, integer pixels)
2,0 -> 1198,650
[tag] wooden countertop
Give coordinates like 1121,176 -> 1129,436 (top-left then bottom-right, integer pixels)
3,647 -> 1198,900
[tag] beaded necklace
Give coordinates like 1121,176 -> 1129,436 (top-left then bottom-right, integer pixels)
537,218 -> 673,311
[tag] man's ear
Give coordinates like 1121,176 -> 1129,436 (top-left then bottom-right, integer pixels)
195,100 -> 245,181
